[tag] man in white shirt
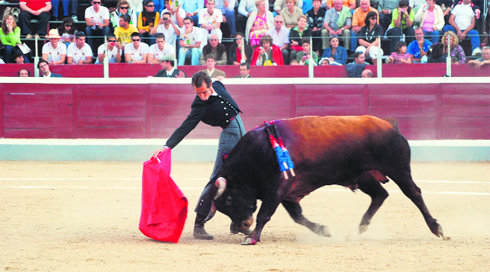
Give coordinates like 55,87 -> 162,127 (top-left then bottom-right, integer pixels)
443,0 -> 481,55
67,32 -> 93,64
84,0 -> 111,51
215,0 -> 236,35
198,0 -> 223,47
148,33 -> 175,64
266,15 -> 290,64
124,32 -> 149,63
178,17 -> 203,65
42,29 -> 66,65
95,35 -> 122,64
150,11 -> 180,48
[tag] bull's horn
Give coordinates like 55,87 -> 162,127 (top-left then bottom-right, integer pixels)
214,177 -> 227,200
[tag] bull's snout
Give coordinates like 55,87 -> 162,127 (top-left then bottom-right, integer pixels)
241,217 -> 253,230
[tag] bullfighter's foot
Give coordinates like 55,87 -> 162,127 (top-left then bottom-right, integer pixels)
193,226 -> 214,240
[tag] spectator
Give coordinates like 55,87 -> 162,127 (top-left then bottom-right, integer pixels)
138,0 -> 160,45
322,0 -> 352,53
42,29 -> 66,65
361,68 -> 374,77
201,55 -> 226,80
178,16 -> 203,65
266,15 -> 290,64
296,38 -> 318,65
306,0 -> 326,55
251,34 -> 285,65
18,68 -> 30,77
427,42 -> 446,62
237,0 -> 270,35
346,51 -> 368,77
281,0 -> 304,29
388,41 -> 412,63
407,27 -> 432,62
38,59 -> 62,77
0,14 -> 22,63
386,0 -> 415,54
114,13 -> 138,46
127,0 -> 143,12
14,49 -> 28,63
199,0 -> 223,46
245,0 -> 274,47
357,11 -> 384,60
351,0 -> 379,52
325,0 -> 356,10
235,62 -> 252,78
161,0 -> 185,28
274,0 -> 303,15
227,32 -> 253,65
150,11 -> 180,47
110,0 -> 138,29
443,0 -> 481,56
148,33 -> 175,63
415,0 -> 444,44
124,32 -> 149,63
57,16 -> 77,46
18,0 -> 52,39
85,0 -> 111,51
51,0 -> 78,21
154,54 -> 186,77
319,57 -> 330,65
200,33 -> 227,65
215,0 -> 237,35
289,15 -> 313,62
67,32 -> 93,64
468,45 -> 490,68
95,35 -> 122,63
182,0 -> 204,25
441,30 -> 466,63
377,0 -> 400,31
321,35 -> 348,64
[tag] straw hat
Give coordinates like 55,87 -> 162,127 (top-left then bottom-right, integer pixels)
45,29 -> 61,39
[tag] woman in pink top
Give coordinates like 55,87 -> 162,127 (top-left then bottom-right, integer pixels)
415,0 -> 445,43
245,0 -> 274,47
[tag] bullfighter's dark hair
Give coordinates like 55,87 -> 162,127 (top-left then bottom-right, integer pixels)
192,71 -> 212,88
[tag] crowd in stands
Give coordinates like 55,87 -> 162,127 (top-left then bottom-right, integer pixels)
1,0 -> 489,71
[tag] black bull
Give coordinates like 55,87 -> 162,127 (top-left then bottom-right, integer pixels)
207,115 -> 448,245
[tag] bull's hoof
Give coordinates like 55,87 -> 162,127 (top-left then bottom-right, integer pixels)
359,224 -> 369,234
315,225 -> 331,237
241,237 -> 258,245
436,225 -> 451,240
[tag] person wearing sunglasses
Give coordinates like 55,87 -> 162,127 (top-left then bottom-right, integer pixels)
138,0 -> 160,45
111,0 -> 138,29
57,16 -> 77,46
84,0 -> 111,51
124,32 -> 149,63
95,34 -> 122,64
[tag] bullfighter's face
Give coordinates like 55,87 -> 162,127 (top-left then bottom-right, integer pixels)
194,82 -> 212,101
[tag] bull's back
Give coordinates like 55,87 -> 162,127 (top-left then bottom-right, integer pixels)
279,115 -> 404,163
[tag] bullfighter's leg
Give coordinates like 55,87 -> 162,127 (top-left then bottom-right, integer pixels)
389,169 -> 446,239
357,171 -> 389,234
282,200 -> 331,237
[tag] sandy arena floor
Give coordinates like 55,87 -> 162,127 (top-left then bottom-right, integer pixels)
0,161 -> 489,271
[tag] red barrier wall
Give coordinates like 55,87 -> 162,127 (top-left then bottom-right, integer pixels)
1,63 -> 489,78
1,79 -> 489,140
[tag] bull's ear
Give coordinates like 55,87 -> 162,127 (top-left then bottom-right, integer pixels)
214,177 -> 227,200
